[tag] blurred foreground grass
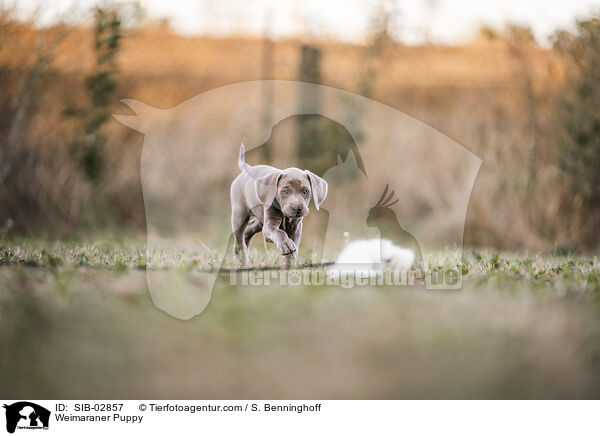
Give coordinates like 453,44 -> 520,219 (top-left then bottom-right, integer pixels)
1,238 -> 599,399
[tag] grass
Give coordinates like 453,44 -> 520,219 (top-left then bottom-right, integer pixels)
2,239 -> 599,294
1,237 -> 600,399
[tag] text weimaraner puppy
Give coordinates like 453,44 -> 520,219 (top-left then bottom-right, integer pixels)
230,144 -> 328,266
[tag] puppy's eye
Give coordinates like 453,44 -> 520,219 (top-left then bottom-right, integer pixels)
302,188 -> 310,195
281,188 -> 290,195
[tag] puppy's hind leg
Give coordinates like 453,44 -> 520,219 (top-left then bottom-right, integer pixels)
232,206 -> 250,265
244,217 -> 262,248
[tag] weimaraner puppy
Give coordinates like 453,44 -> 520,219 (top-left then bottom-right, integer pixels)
230,144 -> 328,266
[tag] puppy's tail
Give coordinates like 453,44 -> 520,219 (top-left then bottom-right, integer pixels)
238,143 -> 251,172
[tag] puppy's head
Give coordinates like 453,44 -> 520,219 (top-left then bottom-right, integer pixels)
256,168 -> 328,218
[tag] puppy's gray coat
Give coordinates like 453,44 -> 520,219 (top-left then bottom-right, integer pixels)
230,144 -> 328,265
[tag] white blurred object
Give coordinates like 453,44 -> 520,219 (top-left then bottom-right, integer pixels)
329,238 -> 415,278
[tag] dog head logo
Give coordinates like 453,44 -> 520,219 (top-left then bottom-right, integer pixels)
114,80 -> 481,319
3,402 -> 50,434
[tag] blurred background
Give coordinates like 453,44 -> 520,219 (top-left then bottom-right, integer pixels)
1,0 -> 600,252
2,0 -> 600,401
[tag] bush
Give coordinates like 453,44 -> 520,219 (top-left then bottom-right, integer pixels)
64,7 -> 121,183
554,17 -> 600,246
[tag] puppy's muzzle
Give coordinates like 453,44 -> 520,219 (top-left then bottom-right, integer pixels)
285,205 -> 308,218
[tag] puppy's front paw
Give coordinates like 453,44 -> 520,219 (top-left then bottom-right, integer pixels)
283,252 -> 297,267
277,238 -> 297,255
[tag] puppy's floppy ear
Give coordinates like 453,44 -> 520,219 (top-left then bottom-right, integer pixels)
305,171 -> 328,211
255,171 -> 282,206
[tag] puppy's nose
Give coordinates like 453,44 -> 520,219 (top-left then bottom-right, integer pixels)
293,205 -> 303,215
